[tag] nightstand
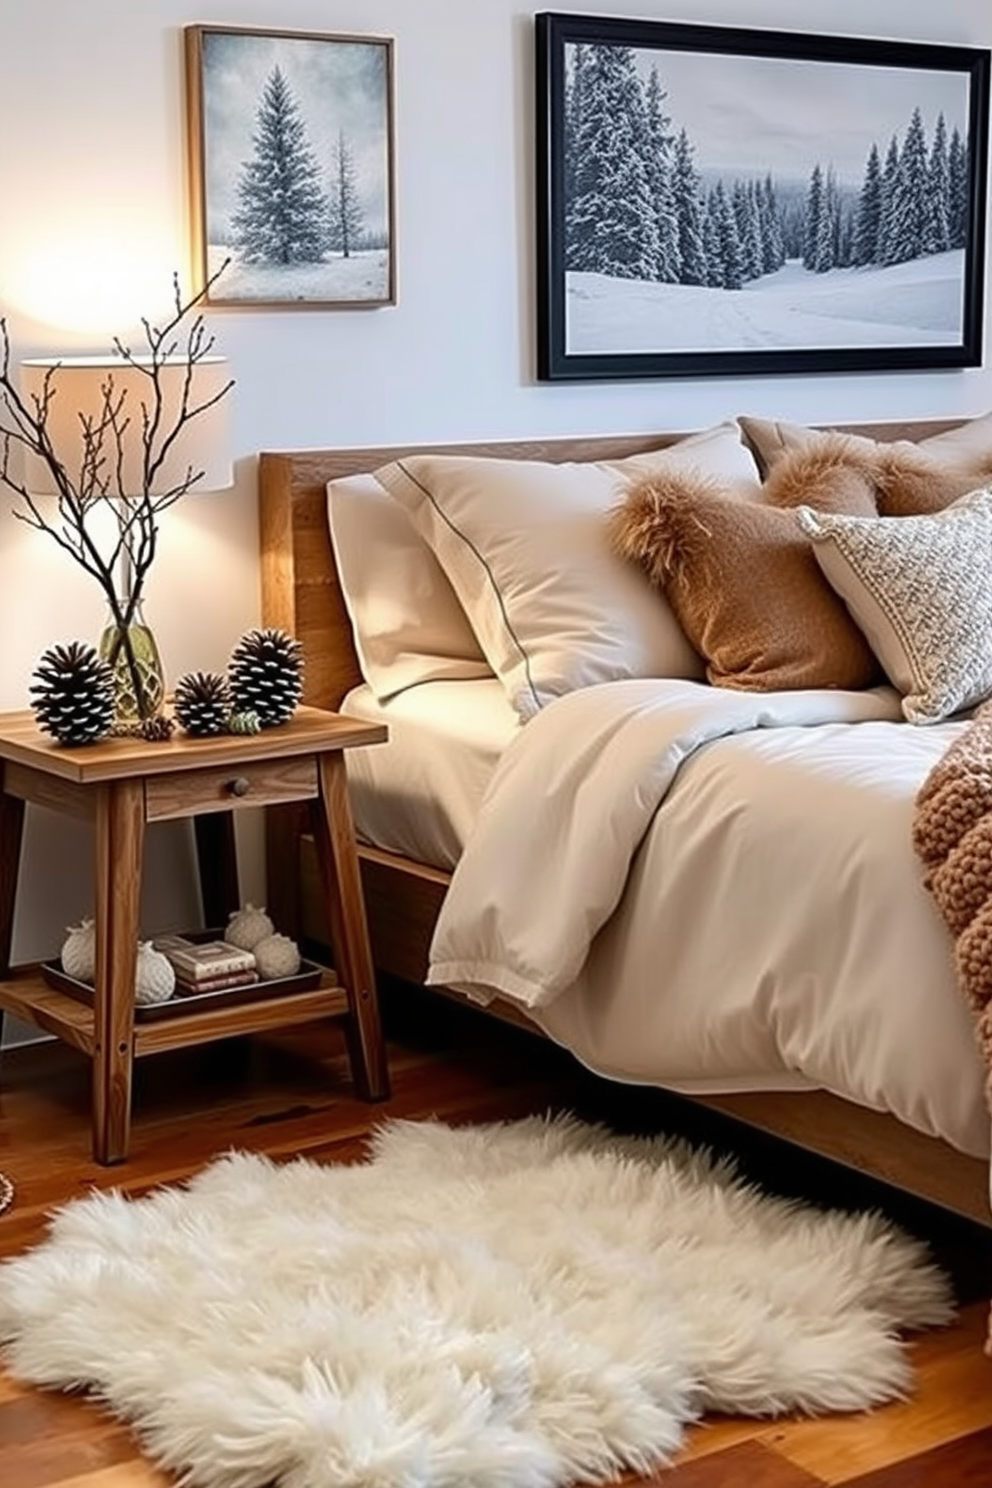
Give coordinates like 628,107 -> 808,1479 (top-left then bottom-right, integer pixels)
0,705 -> 389,1163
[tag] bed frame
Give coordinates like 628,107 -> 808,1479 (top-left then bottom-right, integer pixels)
258,421 -> 991,1226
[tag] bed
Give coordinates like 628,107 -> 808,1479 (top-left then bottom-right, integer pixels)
258,416 -> 992,1227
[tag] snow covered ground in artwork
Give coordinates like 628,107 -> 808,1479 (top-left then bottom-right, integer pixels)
566,252 -> 965,354
207,246 -> 390,303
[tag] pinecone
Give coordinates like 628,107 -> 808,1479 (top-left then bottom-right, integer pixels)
141,714 -> 176,742
174,671 -> 231,736
30,642 -> 115,746
227,709 -> 261,735
227,628 -> 303,728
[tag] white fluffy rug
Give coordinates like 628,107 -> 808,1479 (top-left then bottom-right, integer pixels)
0,1115 -> 953,1488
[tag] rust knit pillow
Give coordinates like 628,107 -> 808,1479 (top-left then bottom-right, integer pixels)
913,697 -> 992,1145
609,468 -> 878,692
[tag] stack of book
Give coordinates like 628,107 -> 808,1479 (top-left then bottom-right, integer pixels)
153,935 -> 258,996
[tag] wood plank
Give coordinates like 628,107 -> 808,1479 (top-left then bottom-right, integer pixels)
18,1462 -> 170,1488
2,763 -> 92,821
310,752 -> 389,1100
754,1303 -> 992,1484
0,707 -> 386,784
637,1439 -> 826,1486
144,756 -> 318,821
0,972 -> 96,1054
840,1425 -> 992,1485
0,988 -> 988,1488
91,778 -> 144,1163
131,980 -> 349,1054
258,450 -> 363,711
699,1090 -> 992,1227
0,769 -> 26,980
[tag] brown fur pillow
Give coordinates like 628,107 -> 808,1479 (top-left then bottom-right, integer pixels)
761,434 -> 878,515
609,469 -> 878,692
739,413 -> 992,515
871,445 -> 992,516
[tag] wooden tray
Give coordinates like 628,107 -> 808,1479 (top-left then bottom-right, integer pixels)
41,955 -> 326,1022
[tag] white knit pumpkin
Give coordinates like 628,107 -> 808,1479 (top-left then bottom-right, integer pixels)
253,932 -> 301,980
135,942 -> 176,1005
61,919 -> 96,983
224,903 -> 275,952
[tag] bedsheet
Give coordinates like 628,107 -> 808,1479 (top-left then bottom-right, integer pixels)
341,679 -> 520,869
425,678 -> 990,1159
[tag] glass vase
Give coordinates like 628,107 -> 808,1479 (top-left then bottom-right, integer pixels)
99,603 -> 165,727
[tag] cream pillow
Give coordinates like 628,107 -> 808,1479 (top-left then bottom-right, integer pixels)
798,488 -> 992,723
916,408 -> 992,465
327,474 -> 492,701
374,423 -> 762,720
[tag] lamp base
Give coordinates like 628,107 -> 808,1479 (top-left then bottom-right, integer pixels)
99,606 -> 164,727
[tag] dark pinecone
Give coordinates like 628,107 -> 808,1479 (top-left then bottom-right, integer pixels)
174,670 -> 231,736
30,642 -> 115,746
228,628 -> 303,728
141,714 -> 176,742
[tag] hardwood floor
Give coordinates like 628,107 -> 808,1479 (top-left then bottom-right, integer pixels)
1,982 -> 991,1487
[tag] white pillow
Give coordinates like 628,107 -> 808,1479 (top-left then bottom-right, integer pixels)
798,487 -> 992,723
374,423 -> 761,720
327,474 -> 491,701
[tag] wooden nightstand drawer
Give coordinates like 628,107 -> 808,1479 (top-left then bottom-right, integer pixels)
145,756 -> 319,821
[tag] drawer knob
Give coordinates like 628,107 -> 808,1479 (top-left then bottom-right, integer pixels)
228,776 -> 251,798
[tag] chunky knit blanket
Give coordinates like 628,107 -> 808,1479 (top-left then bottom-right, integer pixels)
913,698 -> 992,1353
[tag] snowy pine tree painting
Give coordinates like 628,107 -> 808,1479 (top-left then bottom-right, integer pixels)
231,68 -> 332,267
537,16 -> 988,378
186,27 -> 394,306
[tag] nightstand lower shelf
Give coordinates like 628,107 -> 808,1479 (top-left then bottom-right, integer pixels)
0,965 -> 350,1058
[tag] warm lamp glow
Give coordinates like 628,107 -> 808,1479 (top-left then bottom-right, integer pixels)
5,238 -> 180,337
19,356 -> 233,497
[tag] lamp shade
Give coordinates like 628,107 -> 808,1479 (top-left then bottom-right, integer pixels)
19,355 -> 233,497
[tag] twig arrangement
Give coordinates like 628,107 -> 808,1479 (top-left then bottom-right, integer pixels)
0,267 -> 233,718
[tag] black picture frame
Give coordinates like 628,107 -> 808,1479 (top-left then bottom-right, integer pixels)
536,12 -> 990,381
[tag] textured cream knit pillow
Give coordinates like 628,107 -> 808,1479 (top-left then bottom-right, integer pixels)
798,488 -> 992,723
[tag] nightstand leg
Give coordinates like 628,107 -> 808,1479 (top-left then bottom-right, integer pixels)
0,772 -> 26,1047
92,780 -> 145,1163
311,754 -> 389,1101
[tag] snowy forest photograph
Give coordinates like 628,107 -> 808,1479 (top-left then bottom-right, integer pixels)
185,26 -> 394,307
536,15 -> 989,379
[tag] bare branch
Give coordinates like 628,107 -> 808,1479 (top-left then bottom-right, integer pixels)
0,262 -> 234,653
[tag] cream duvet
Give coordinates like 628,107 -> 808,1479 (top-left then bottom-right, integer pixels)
426,678 -> 990,1159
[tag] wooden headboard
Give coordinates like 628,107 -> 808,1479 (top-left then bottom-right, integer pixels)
257,418 -> 963,711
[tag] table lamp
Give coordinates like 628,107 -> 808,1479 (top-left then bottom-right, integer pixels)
18,353 -> 233,726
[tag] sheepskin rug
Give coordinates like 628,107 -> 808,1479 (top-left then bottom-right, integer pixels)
0,1115 -> 953,1488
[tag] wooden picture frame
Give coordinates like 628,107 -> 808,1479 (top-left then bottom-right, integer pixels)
184,24 -> 395,309
536,12 -> 990,380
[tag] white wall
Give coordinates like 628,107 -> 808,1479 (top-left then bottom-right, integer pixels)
0,0 -> 990,1017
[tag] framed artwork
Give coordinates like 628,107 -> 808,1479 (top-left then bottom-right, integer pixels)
536,13 -> 990,380
184,24 -> 395,308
